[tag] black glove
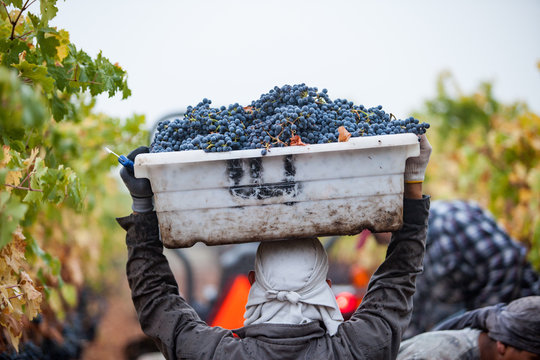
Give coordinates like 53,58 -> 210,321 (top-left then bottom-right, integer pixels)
120,146 -> 154,213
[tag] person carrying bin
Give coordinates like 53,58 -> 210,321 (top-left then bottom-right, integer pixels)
117,135 -> 432,360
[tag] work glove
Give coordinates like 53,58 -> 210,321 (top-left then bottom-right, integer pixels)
404,134 -> 432,183
120,146 -> 154,213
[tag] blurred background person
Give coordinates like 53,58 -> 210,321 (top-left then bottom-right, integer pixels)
371,200 -> 540,339
397,296 -> 540,360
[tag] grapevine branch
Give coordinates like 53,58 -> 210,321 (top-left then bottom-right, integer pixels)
4,184 -> 42,192
15,30 -> 33,40
0,1 -> 13,23
18,168 -> 32,187
3,162 -> 42,192
4,0 -> 37,41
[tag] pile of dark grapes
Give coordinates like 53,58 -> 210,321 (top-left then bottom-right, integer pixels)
150,84 -> 429,155
0,288 -> 103,360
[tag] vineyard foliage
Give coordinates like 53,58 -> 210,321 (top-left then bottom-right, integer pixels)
0,0 -> 147,351
1,0 -> 538,354
419,71 -> 540,268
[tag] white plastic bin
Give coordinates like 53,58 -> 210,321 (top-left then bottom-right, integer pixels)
135,133 -> 420,248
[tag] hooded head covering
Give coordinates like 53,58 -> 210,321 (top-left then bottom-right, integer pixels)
434,296 -> 540,355
243,238 -> 344,335
486,296 -> 540,355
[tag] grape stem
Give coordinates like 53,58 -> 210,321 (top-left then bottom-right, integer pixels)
3,165 -> 42,192
3,0 -> 37,41
8,293 -> 24,300
4,184 -> 43,192
352,109 -> 373,122
67,64 -> 103,84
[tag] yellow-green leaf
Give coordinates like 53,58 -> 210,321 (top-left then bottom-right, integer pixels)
12,60 -> 54,93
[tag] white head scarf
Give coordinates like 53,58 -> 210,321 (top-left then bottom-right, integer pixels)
243,238 -> 344,335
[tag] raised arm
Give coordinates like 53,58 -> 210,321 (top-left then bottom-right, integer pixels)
117,147 -> 232,360
337,135 -> 432,360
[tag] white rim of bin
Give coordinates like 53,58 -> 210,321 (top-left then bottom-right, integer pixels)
134,133 -> 420,178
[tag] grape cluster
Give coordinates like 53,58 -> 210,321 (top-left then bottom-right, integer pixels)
150,84 -> 429,155
0,324 -> 84,360
0,289 -> 102,360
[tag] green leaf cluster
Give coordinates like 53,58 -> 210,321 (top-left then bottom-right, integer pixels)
0,0 -> 148,350
417,72 -> 540,269
1,1 -> 130,124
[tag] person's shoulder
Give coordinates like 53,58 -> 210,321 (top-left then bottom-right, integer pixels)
398,328 -> 481,360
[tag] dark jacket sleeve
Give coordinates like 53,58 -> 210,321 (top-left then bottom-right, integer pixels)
337,196 -> 430,360
432,303 -> 504,332
117,212 -> 234,360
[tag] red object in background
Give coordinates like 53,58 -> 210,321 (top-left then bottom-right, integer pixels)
356,229 -> 371,249
336,291 -> 362,318
209,274 -> 251,329
351,265 -> 371,288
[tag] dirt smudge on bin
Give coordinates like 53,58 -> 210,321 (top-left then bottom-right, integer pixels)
227,159 -> 244,185
230,182 -> 300,200
159,222 -> 175,248
227,156 -> 302,200
283,155 -> 296,181
250,158 -> 262,185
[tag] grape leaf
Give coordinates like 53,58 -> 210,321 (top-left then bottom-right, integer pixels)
51,92 -> 68,120
6,0 -> 24,8
1,145 -> 12,165
12,60 -> 55,93
55,29 -> 70,62
23,188 -> 43,203
36,27 -> 60,59
0,312 -> 22,351
3,228 -> 26,271
0,38 -> 30,66
290,135 -> 306,146
0,229 -> 42,351
4,168 -> 22,190
19,271 -> 42,319
39,0 -> 58,26
46,63 -> 69,91
27,11 -> 40,28
0,194 -> 28,248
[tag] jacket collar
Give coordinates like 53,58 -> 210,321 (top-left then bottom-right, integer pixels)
233,321 -> 327,344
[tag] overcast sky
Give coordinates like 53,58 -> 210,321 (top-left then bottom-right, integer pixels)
51,0 -> 540,128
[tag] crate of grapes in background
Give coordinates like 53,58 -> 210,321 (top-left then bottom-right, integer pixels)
134,133 -> 420,248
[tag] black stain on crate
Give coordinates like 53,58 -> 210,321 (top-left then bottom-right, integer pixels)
250,158 -> 263,185
229,182 -> 299,200
227,159 -> 244,186
283,155 -> 295,180
227,155 -> 302,200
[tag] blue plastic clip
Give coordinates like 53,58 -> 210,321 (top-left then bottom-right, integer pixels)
118,155 -> 134,173
104,147 -> 135,173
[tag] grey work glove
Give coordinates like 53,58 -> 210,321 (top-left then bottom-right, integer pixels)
404,134 -> 432,183
120,146 -> 154,213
